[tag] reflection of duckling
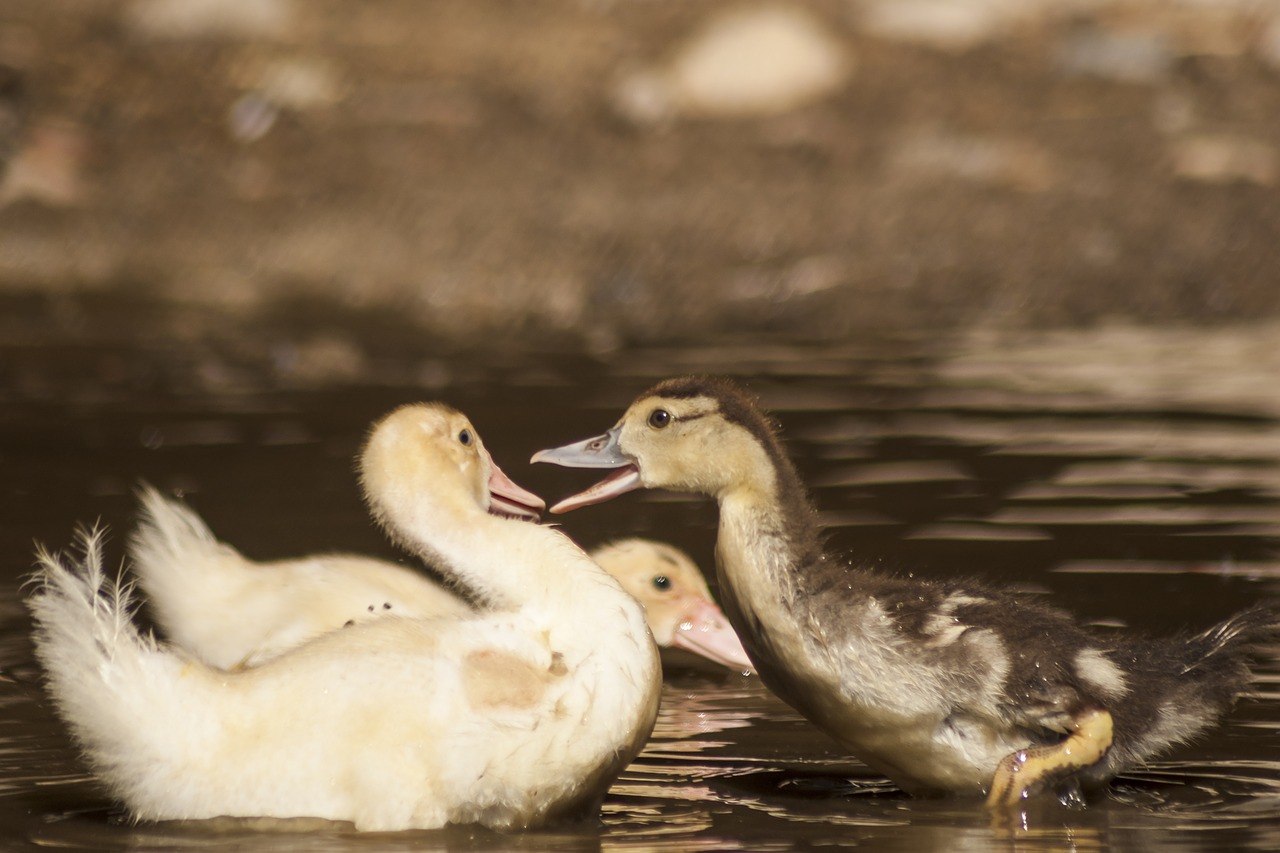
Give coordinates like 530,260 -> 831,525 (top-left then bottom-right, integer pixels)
534,375 -> 1279,806
28,403 -> 660,830
129,495 -> 750,672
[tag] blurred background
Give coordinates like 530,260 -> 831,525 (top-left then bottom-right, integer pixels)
3,0 -> 1278,357
3,5 -> 1280,847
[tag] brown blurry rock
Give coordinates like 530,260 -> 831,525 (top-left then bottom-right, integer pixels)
1,118 -> 89,207
1260,15 -> 1280,70
0,66 -> 23,182
1054,26 -> 1173,83
123,0 -> 296,41
232,56 -> 343,111
1170,136 -> 1278,186
856,0 -> 1028,51
614,5 -> 852,122
891,128 -> 1057,192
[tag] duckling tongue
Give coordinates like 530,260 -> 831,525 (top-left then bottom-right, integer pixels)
548,465 -> 641,514
487,461 -> 545,522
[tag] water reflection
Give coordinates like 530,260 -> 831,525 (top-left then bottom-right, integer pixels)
1,315 -> 1278,849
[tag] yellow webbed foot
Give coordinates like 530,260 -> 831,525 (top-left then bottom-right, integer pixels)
986,707 -> 1113,808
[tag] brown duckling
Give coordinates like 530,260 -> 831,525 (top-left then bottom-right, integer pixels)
533,375 -> 1278,806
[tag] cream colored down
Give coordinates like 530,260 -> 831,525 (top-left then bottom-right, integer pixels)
131,492 -> 739,669
28,403 -> 661,831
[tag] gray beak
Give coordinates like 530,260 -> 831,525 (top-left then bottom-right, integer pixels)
531,427 -> 642,513
530,427 -> 629,469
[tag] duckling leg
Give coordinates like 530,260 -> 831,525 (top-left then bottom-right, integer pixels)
986,707 -> 1113,808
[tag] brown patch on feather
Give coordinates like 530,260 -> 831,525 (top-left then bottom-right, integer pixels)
463,649 -> 563,710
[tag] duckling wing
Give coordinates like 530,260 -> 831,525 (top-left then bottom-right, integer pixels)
920,590 -> 1116,733
805,573 -> 1109,737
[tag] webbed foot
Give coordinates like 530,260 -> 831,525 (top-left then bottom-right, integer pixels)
985,707 -> 1113,808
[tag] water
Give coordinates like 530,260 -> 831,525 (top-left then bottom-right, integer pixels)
2,300 -> 1278,849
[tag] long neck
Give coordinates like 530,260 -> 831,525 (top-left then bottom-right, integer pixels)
383,500 -> 647,639
716,442 -> 824,587
713,446 -> 833,680
386,495 -> 661,780
403,510 -> 537,609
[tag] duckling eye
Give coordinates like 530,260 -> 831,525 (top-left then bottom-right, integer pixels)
651,575 -> 672,591
458,429 -> 472,446
648,409 -> 671,429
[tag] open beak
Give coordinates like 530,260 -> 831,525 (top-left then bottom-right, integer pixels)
486,457 -> 545,521
531,427 -> 642,514
670,597 -> 756,673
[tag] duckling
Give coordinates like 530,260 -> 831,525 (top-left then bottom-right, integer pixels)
532,375 -> 1278,806
591,538 -> 753,672
129,492 -> 752,672
27,403 -> 661,831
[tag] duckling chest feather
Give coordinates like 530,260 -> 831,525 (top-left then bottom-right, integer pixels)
715,497 -> 1023,791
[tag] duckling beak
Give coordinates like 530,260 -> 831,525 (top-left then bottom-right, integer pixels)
531,428 -> 642,514
487,459 -> 545,521
670,598 -> 756,673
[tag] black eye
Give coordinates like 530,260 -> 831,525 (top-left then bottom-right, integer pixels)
651,575 -> 672,591
458,429 -> 472,446
648,409 -> 671,429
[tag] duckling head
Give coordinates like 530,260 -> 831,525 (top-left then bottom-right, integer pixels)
590,538 -> 754,672
533,376 -> 787,512
361,403 -> 544,536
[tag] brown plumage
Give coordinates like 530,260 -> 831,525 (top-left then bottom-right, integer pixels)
535,374 -> 1278,804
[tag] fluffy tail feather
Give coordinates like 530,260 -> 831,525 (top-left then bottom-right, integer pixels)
1104,601 -> 1280,776
26,527 -> 214,819
130,484 -> 232,588
1181,603 -> 1280,688
129,486 -> 257,663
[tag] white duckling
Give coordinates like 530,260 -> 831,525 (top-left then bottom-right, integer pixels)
27,403 -> 661,831
533,375 -> 1279,807
128,492 -> 752,672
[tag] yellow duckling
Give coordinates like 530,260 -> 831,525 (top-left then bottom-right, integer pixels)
128,494 -> 751,673
28,403 -> 660,831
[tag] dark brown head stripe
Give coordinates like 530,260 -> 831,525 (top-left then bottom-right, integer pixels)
639,375 -> 824,568
643,376 -> 785,460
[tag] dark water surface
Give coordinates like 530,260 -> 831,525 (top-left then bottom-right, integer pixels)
2,307 -> 1278,850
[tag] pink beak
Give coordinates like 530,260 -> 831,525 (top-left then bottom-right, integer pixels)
669,598 -> 755,673
486,457 -> 545,521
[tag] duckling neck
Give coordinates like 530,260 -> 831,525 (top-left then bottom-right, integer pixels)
393,509 -> 545,608
713,452 -> 837,681
392,506 -> 646,632
715,449 -> 824,592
